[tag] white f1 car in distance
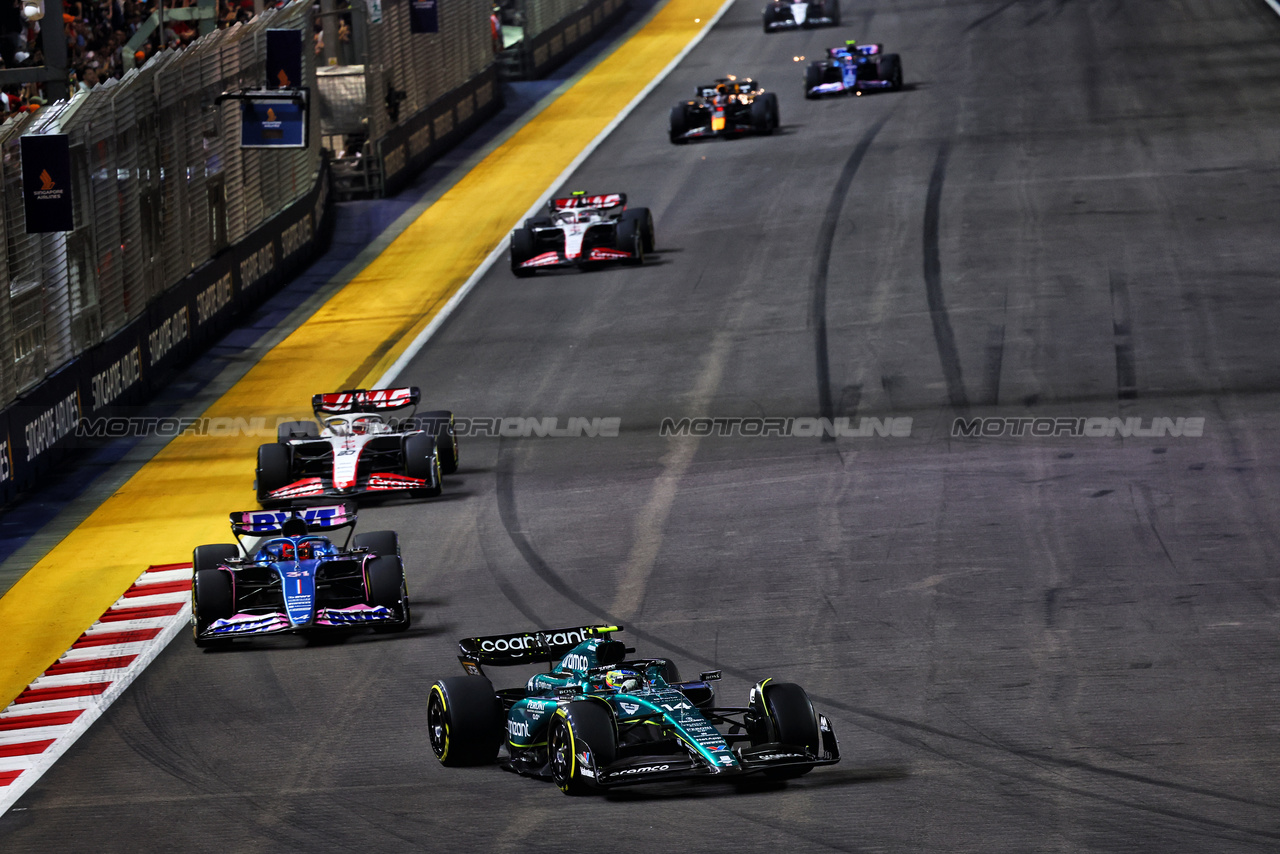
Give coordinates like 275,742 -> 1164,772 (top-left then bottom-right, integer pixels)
255,387 -> 458,506
510,192 -> 655,277
763,0 -> 840,32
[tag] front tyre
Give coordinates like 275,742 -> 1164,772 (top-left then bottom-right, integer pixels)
192,568 -> 233,647
428,676 -> 503,766
510,227 -> 537,277
669,104 -> 690,144
549,700 -> 617,795
366,554 -> 410,632
256,443 -> 291,504
758,682 -> 821,779
404,433 -> 443,497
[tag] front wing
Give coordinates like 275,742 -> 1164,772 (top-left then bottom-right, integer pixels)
263,472 -> 431,504
196,604 -> 402,640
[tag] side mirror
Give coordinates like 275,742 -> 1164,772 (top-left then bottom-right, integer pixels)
699,670 -> 722,682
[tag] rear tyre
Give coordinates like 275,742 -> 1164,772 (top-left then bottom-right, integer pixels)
404,433 -> 443,497
878,53 -> 903,91
418,409 -> 458,473
549,701 -> 617,795
192,568 -> 233,647
255,443 -> 291,504
511,227 -> 537,277
758,682 -> 821,779
669,104 -> 689,144
276,420 -> 320,442
621,207 -> 655,253
804,64 -> 824,99
751,96 -> 774,135
353,530 -> 399,558
765,92 -> 780,129
428,676 -> 503,766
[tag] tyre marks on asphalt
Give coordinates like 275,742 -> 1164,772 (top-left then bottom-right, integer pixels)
811,114 -> 892,437
922,139 -> 971,413
1109,270 -> 1138,399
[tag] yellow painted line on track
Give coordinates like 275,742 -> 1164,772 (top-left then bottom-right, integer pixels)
0,0 -> 732,710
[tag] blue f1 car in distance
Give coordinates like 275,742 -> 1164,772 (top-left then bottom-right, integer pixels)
804,41 -> 903,99
190,502 -> 410,645
427,625 -> 840,794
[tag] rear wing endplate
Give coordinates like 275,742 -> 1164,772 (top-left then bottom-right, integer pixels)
312,387 -> 420,416
457,625 -> 621,674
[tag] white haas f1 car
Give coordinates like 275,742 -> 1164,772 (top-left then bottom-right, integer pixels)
255,387 -> 458,506
762,0 -> 839,32
510,192 -> 655,277
191,503 -> 410,645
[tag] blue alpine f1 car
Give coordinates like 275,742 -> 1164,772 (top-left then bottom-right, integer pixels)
804,41 -> 903,98
190,502 -> 410,645
427,625 -> 840,793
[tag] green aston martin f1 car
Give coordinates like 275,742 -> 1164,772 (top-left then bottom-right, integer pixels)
427,625 -> 840,793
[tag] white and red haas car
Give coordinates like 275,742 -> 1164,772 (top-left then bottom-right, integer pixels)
255,387 -> 458,506
509,192 -> 655,277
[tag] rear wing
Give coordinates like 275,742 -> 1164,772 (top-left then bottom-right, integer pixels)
230,502 -> 357,536
457,624 -> 621,673
829,43 -> 881,58
548,193 -> 625,212
312,387 -> 420,416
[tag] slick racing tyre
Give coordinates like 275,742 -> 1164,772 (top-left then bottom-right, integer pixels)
549,701 -> 617,795
878,53 -> 903,91
255,443 -> 291,504
276,420 -> 320,442
354,530 -> 399,558
428,676 -> 503,766
669,104 -> 690,144
193,543 -> 239,573
763,92 -> 780,129
616,218 -> 644,266
404,433 -> 443,497
192,567 -> 233,647
510,227 -> 537,277
621,207 -> 655,253
804,63 -> 824,99
418,409 -> 458,473
751,96 -> 774,135
365,554 -> 411,632
757,682 -> 820,779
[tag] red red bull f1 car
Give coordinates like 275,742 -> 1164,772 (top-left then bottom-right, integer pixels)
670,78 -> 780,144
255,387 -> 457,506
509,192 -> 655,276
190,502 -> 410,645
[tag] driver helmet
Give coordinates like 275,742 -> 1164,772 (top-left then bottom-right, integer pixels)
604,669 -> 644,693
844,38 -> 857,48
295,540 -> 314,560
352,417 -> 371,435
261,539 -> 294,561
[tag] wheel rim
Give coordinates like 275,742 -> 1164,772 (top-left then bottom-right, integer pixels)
549,720 -> 573,787
428,692 -> 448,758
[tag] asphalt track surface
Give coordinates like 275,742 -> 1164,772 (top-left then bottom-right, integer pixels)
5,0 -> 1280,850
